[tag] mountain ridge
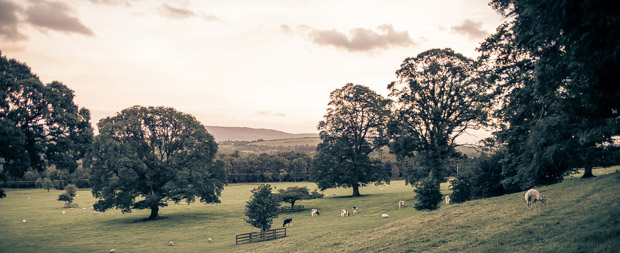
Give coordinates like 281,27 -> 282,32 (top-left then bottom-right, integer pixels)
204,126 -> 318,142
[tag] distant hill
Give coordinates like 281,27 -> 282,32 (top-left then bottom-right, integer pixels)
204,126 -> 318,142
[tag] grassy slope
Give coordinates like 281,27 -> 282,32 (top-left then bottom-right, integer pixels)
1,167 -> 618,252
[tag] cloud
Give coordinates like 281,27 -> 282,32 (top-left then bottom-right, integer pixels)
257,111 -> 287,118
0,0 -> 26,41
25,0 -> 94,36
280,24 -> 291,33
451,19 -> 487,39
307,24 -> 414,52
160,3 -> 219,21
89,0 -> 131,6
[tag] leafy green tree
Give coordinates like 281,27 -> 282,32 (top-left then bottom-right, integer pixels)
289,158 -> 309,182
388,48 -> 491,209
42,177 -> 54,192
245,184 -> 280,232
489,0 -> 620,179
0,54 -> 93,197
65,184 -> 78,197
311,83 -> 391,197
414,175 -> 443,210
88,106 -> 227,220
274,186 -> 324,210
58,193 -> 73,204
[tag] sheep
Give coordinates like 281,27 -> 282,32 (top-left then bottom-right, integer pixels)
22,219 -> 27,223
169,241 -> 174,246
283,218 -> 293,227
109,249 -> 116,253
352,206 -> 358,214
208,238 -> 213,243
525,189 -> 547,207
381,214 -> 389,218
398,200 -> 406,209
62,210 -> 66,215
445,196 -> 451,205
311,209 -> 320,217
341,209 -> 349,217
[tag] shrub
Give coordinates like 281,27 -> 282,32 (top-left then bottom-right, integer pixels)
42,178 -> 54,192
245,184 -> 280,232
414,176 -> 442,210
449,177 -> 472,203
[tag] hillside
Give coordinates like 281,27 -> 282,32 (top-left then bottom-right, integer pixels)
204,126 -> 318,142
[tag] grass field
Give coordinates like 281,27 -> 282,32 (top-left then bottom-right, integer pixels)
251,137 -> 321,147
1,166 -> 619,252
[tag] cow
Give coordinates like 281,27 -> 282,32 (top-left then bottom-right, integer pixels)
283,218 -> 293,227
311,209 -> 320,217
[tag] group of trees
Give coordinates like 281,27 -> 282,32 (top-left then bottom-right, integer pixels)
217,151 -> 312,183
312,0 -> 619,209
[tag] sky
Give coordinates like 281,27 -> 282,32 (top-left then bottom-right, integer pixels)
0,0 -> 504,142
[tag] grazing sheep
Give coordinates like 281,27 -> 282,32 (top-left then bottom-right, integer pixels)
398,200 -> 406,209
93,211 -> 98,215
311,209 -> 320,217
445,196 -> 451,205
82,208 -> 86,210
381,214 -> 389,218
525,189 -> 547,207
62,211 -> 66,215
352,206 -> 358,214
22,219 -> 26,223
341,209 -> 349,217
208,238 -> 213,243
169,241 -> 174,246
109,249 -> 116,253
283,218 -> 293,227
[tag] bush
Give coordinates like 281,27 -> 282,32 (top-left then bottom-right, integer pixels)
42,178 -> 54,192
449,177 -> 472,203
414,176 -> 442,210
245,184 -> 280,232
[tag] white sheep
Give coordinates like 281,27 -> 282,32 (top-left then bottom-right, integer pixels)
524,189 -> 547,207
22,219 -> 27,223
381,214 -> 389,218
62,211 -> 66,215
398,200 -> 406,209
109,249 -> 116,253
445,196 -> 451,205
169,241 -> 174,246
208,238 -> 213,243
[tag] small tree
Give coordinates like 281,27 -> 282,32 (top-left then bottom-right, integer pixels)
245,184 -> 280,232
65,184 -> 78,197
58,193 -> 73,204
274,186 -> 324,210
414,175 -> 442,210
42,177 -> 54,192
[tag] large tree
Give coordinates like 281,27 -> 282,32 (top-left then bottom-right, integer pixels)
489,0 -> 620,179
388,48 -> 491,209
274,186 -> 323,210
89,106 -> 226,220
310,83 -> 391,197
0,54 -> 93,196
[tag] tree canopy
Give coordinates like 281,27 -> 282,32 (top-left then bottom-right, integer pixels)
274,186 -> 323,210
388,48 -> 491,209
311,83 -> 391,197
88,106 -> 226,220
0,54 -> 93,196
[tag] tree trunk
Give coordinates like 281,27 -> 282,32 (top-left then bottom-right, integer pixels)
582,165 -> 595,178
352,184 -> 361,197
291,200 -> 296,210
148,205 -> 160,220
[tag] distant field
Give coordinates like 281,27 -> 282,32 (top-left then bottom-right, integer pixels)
1,166 -> 618,252
251,137 -> 321,147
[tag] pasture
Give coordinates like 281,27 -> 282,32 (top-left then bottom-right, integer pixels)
1,167 -> 619,252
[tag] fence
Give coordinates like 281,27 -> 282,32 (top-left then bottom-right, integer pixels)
235,228 -> 287,245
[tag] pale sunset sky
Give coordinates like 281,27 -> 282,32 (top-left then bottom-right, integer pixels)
1,0 -> 503,142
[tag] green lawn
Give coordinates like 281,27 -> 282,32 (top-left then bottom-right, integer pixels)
1,167 -> 619,252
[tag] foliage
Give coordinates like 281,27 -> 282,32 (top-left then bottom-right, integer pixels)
0,55 -> 93,196
311,83 -> 391,197
274,186 -> 324,209
448,177 -> 471,204
413,175 -> 442,210
218,152 -> 312,183
0,189 -> 4,199
88,106 -> 226,220
42,178 -> 53,192
65,184 -> 78,197
58,193 -> 72,204
389,48 -> 491,208
245,184 -> 280,232
449,152 -> 507,203
486,0 -> 620,181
